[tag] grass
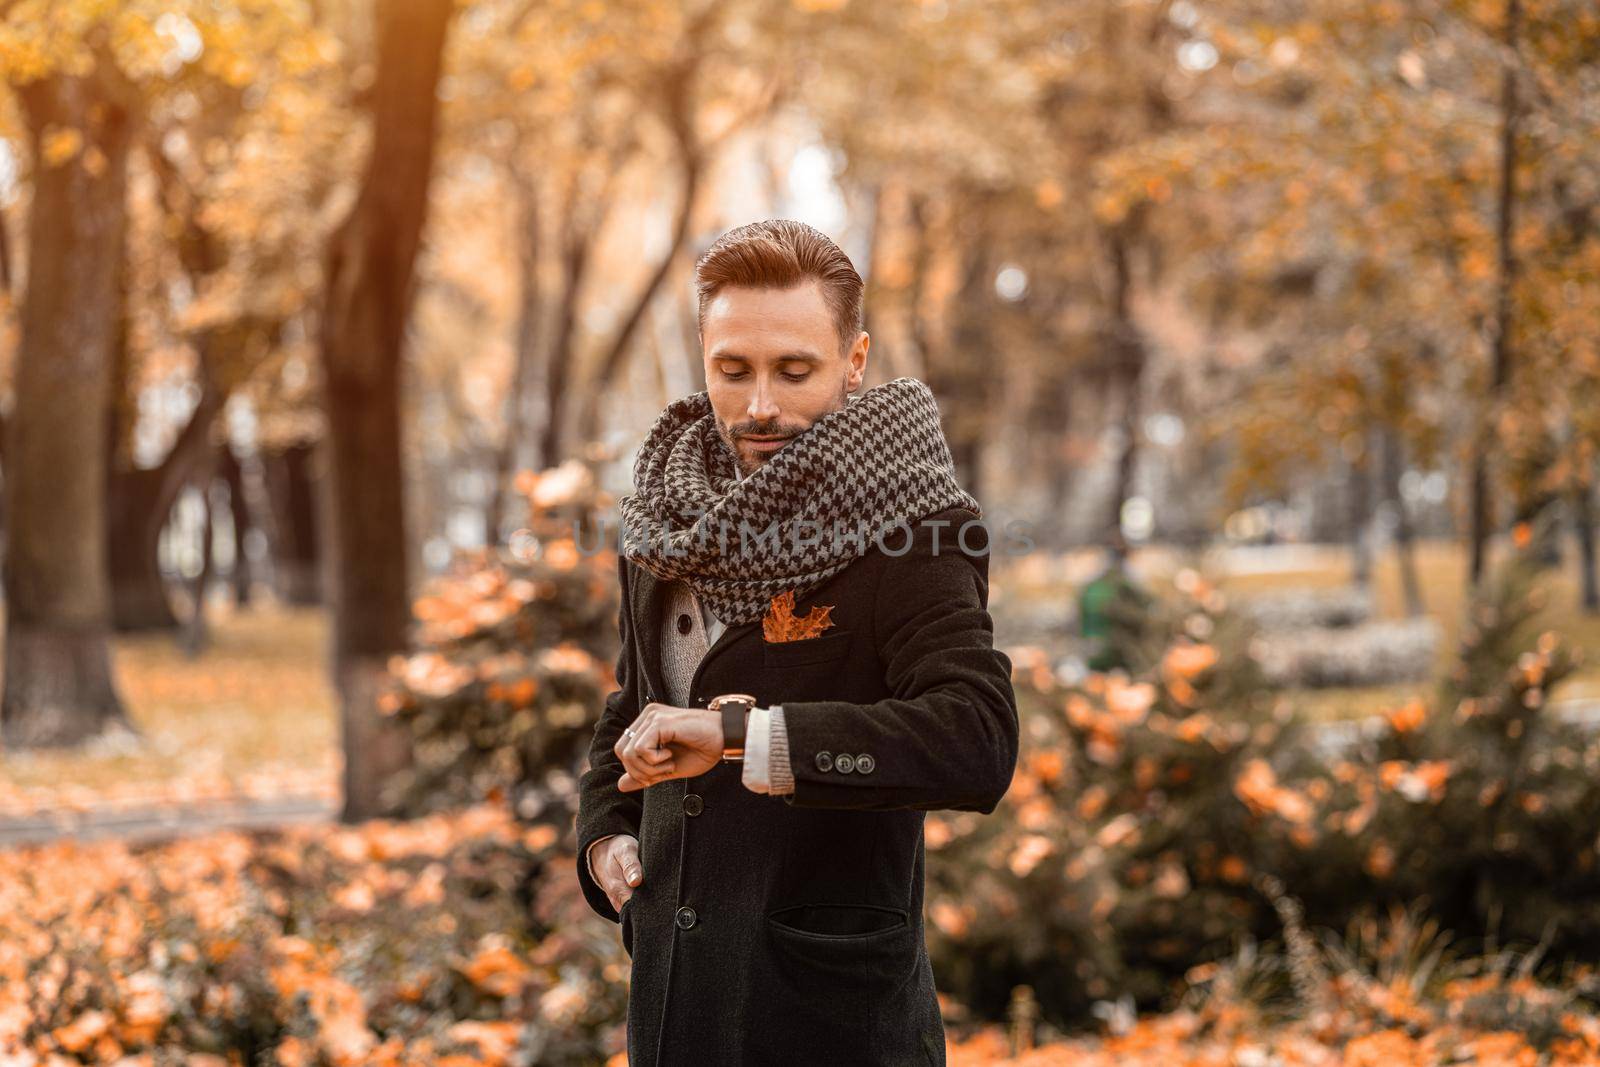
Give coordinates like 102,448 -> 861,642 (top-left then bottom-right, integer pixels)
0,600 -> 338,813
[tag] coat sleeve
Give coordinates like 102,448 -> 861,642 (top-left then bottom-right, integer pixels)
779,509 -> 1019,813
575,553 -> 644,923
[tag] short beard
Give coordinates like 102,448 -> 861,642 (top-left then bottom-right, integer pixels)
718,377 -> 851,477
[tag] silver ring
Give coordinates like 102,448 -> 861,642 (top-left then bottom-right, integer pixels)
622,727 -> 635,738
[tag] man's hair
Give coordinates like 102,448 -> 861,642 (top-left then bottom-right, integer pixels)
693,219 -> 864,356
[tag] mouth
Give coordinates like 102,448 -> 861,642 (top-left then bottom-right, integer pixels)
742,435 -> 792,452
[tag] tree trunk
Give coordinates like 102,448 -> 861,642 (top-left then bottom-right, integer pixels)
1039,385 -> 1077,549
262,443 -> 324,605
107,467 -> 179,631
108,371 -> 226,631
905,192 -> 937,383
1382,426 -> 1425,617
925,204 -> 1004,503
1467,0 -> 1521,586
1575,475 -> 1598,614
180,460 -> 219,659
218,444 -> 255,606
2,72 -> 136,748
536,134 -> 633,467
575,147 -> 701,446
677,288 -> 703,387
538,236 -> 590,468
855,181 -> 908,382
932,234 -> 995,502
1349,448 -> 1374,589
316,0 -> 453,821
487,174 -> 543,545
1103,223 -> 1149,543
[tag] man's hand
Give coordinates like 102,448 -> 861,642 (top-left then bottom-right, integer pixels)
594,834 -> 643,912
614,702 -> 723,792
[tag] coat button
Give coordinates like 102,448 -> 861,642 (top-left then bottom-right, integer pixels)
815,751 -> 833,772
834,753 -> 855,773
677,613 -> 693,634
683,793 -> 704,816
675,905 -> 697,930
855,753 -> 875,774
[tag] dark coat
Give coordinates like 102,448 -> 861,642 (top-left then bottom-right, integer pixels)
575,504 -> 1019,1067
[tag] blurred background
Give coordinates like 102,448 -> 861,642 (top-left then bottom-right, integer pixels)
0,0 -> 1598,1063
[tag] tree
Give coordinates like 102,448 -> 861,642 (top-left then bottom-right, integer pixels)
317,0 -> 455,820
0,0 -> 325,744
1,49 -> 139,747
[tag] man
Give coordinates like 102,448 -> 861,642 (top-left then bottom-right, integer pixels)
575,219 -> 1019,1066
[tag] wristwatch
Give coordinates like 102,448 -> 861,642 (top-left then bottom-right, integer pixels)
709,693 -> 757,762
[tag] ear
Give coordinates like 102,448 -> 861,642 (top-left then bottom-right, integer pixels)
846,331 -> 869,389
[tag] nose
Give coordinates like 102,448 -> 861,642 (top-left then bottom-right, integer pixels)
746,378 -> 780,424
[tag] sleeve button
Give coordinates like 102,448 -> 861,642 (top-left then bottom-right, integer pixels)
815,751 -> 833,772
834,753 -> 855,773
855,753 -> 875,774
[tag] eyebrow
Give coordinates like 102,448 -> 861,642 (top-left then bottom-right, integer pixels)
709,350 -> 824,365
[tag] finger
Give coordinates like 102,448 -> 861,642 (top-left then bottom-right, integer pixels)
628,705 -> 664,760
616,728 -> 643,772
618,732 -> 663,783
609,847 -> 642,890
634,719 -> 666,762
629,730 -> 675,777
614,705 -> 653,760
617,764 -> 675,792
617,724 -> 651,779
617,837 -> 643,887
614,718 -> 639,762
639,743 -> 673,765
635,761 -> 676,784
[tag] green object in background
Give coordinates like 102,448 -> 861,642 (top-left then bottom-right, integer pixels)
1078,562 -> 1152,672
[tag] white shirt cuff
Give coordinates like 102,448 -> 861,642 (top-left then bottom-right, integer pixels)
767,704 -> 794,794
741,706 -> 772,793
740,705 -> 794,795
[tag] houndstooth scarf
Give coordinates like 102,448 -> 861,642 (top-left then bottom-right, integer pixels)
617,376 -> 981,626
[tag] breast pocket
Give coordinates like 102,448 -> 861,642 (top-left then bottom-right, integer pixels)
761,628 -> 854,668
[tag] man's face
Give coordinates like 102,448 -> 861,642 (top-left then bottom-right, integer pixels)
702,279 -> 868,476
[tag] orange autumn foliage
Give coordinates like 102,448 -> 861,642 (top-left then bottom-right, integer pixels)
761,589 -> 836,642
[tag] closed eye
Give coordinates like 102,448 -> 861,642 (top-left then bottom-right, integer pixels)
720,370 -> 810,382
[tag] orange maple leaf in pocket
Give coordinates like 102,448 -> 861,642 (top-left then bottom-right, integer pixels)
762,590 -> 835,642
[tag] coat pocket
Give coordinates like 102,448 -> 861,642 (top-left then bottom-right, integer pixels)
761,902 -> 921,1049
761,628 -> 853,668
765,902 -> 917,983
769,902 -> 907,937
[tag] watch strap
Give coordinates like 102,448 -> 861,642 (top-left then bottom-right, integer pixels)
720,702 -> 747,761
713,694 -> 756,761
